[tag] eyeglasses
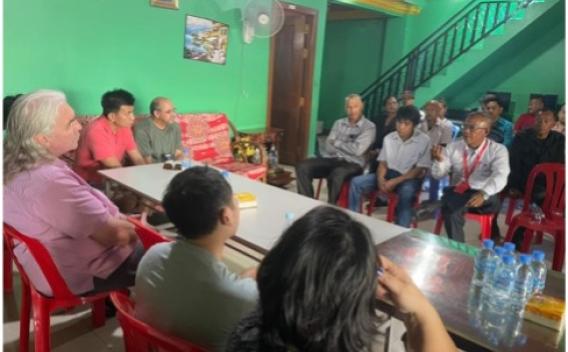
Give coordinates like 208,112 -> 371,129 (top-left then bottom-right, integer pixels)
462,124 -> 487,132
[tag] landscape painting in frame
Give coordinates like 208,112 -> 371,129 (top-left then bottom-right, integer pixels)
184,15 -> 229,65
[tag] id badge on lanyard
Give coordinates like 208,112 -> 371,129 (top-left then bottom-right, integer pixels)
454,140 -> 489,194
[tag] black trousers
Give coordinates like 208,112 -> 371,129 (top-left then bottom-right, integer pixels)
441,187 -> 501,243
295,157 -> 362,204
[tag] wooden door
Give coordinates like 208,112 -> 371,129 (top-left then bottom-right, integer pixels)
268,5 -> 317,165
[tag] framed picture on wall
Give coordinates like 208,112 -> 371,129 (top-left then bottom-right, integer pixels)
150,0 -> 179,10
184,15 -> 229,65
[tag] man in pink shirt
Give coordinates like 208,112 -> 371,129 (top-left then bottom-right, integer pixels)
4,90 -> 143,296
75,89 -> 146,186
513,95 -> 544,134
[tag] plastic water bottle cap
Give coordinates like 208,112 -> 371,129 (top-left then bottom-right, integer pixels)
519,254 -> 532,265
502,254 -> 515,265
532,250 -> 545,262
503,242 -> 516,253
285,212 -> 295,222
494,247 -> 505,257
482,239 -> 494,249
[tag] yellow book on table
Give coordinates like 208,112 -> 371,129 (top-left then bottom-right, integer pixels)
524,295 -> 565,331
235,192 -> 257,209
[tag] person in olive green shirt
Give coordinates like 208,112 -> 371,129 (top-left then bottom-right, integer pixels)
134,97 -> 183,163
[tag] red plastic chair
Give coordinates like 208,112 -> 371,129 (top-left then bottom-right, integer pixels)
433,212 -> 494,241
3,224 -> 109,352
504,163 -> 565,271
128,216 -> 172,248
110,291 -> 208,352
314,179 -> 350,208
365,183 -> 423,228
4,237 -> 13,293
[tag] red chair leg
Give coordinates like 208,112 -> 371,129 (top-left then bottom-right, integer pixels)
505,198 -> 517,225
434,215 -> 444,235
336,182 -> 349,208
19,281 -> 31,352
504,218 -> 519,243
536,231 -> 544,244
4,244 -> 13,293
520,229 -> 534,253
314,179 -> 323,200
480,218 -> 491,241
33,295 -> 51,352
386,199 -> 397,223
91,298 -> 106,328
365,192 -> 378,216
552,231 -> 565,271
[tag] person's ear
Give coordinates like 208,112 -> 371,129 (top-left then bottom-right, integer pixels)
219,206 -> 233,226
33,133 -> 50,147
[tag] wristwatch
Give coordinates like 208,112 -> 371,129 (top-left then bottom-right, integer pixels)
481,191 -> 489,201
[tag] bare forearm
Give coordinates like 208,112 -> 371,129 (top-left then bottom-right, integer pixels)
405,305 -> 457,352
90,217 -> 136,247
377,162 -> 387,183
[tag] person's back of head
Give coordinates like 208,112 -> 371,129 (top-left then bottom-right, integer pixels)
257,206 -> 379,351
101,89 -> 135,117
162,166 -> 235,240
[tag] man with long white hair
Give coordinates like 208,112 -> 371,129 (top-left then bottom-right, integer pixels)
4,90 -> 143,296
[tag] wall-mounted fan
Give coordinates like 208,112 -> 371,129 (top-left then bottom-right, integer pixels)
242,0 -> 285,44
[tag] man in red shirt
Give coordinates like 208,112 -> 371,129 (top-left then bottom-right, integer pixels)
75,89 -> 146,186
513,95 -> 544,134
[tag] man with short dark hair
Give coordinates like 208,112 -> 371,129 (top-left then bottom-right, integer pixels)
513,95 -> 544,134
483,95 -> 513,148
374,106 -> 431,226
134,97 -> 182,163
507,109 -> 564,247
75,89 -> 146,186
296,94 -> 376,204
134,166 -> 258,352
432,112 -> 510,243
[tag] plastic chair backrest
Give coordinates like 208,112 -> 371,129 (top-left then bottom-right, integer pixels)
110,292 -> 207,352
128,217 -> 172,249
522,163 -> 565,217
3,224 -> 75,299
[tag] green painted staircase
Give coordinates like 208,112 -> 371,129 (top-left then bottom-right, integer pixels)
360,0 -> 562,117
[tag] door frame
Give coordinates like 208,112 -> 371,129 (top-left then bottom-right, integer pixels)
266,2 -> 318,162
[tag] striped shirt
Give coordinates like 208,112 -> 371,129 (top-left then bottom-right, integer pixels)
489,117 -> 513,148
322,117 -> 376,166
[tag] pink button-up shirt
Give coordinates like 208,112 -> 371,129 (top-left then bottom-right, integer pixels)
4,159 -> 135,295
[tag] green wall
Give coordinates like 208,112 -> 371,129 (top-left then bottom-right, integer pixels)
318,18 -> 386,128
4,0 -> 328,155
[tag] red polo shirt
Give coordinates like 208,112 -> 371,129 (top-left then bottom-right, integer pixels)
513,113 -> 536,133
74,116 -> 137,185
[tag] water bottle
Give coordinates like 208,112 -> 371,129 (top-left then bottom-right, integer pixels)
531,250 -> 547,295
181,147 -> 192,170
489,246 -> 506,281
529,203 -> 545,223
268,145 -> 278,169
503,242 -> 517,266
485,255 -> 516,328
511,254 -> 534,314
252,148 -> 261,164
472,239 -> 495,286
284,212 -> 295,229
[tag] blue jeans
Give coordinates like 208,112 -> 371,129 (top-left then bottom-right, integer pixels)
348,173 -> 377,212
428,176 -> 440,201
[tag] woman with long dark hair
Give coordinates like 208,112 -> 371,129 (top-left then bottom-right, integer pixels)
226,206 -> 455,352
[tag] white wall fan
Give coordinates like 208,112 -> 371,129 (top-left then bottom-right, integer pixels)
242,0 -> 285,44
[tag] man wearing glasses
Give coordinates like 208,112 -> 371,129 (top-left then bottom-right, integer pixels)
431,112 -> 510,243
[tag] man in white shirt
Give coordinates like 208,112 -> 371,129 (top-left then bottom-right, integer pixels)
375,106 -> 432,227
296,94 -> 376,204
431,112 -> 510,243
134,167 -> 258,351
418,100 -> 453,202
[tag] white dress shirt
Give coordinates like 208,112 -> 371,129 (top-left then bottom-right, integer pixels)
418,118 -> 453,146
378,129 -> 432,174
431,138 -> 510,196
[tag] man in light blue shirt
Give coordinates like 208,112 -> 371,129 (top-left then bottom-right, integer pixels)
484,95 -> 513,148
134,167 -> 258,351
296,94 -> 376,204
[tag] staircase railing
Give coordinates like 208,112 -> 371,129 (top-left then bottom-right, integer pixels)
361,0 -> 537,119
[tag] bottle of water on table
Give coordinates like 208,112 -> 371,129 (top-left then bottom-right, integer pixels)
511,254 -> 534,314
472,239 -> 495,286
503,242 -> 518,266
531,250 -> 547,296
181,147 -> 192,170
485,254 -> 516,328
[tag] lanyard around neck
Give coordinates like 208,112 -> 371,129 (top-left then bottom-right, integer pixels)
462,139 -> 489,181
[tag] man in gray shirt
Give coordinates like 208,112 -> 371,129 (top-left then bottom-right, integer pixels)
295,94 -> 376,204
134,97 -> 182,163
134,167 -> 258,351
